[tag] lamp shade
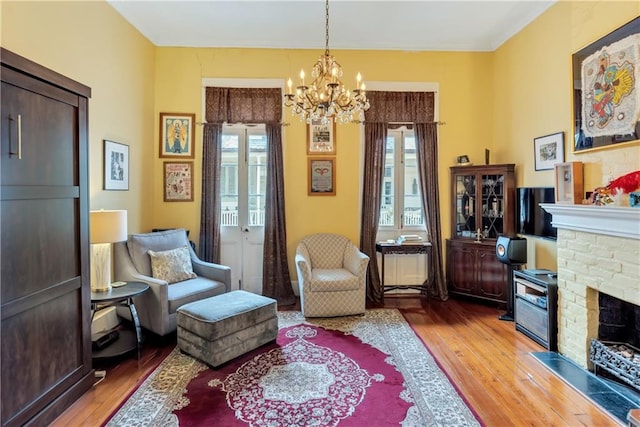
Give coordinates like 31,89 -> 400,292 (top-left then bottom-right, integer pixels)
90,210 -> 127,243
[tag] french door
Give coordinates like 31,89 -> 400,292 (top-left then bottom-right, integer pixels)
219,124 -> 267,294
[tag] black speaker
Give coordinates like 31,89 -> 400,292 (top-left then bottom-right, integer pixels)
496,236 -> 527,322
496,236 -> 527,265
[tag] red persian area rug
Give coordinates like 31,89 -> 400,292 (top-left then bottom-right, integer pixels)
106,309 -> 481,426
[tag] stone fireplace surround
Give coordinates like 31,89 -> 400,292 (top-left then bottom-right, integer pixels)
541,204 -> 640,369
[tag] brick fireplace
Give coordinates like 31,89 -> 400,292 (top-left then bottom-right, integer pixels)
541,204 -> 640,369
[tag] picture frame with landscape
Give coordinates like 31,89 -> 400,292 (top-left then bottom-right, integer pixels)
534,132 -> 564,171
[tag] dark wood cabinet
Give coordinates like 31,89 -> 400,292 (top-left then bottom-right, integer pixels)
446,164 -> 516,304
446,239 -> 508,303
1,48 -> 93,426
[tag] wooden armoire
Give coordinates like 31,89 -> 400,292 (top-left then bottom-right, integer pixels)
1,48 -> 93,426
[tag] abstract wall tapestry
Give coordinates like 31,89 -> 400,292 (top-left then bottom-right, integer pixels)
581,33 -> 640,138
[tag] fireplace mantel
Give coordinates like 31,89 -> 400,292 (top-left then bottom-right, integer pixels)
541,204 -> 640,240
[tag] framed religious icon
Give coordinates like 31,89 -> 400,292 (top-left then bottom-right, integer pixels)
104,140 -> 129,190
572,17 -> 640,153
307,120 -> 336,155
308,157 -> 336,196
159,112 -> 195,158
164,161 -> 194,202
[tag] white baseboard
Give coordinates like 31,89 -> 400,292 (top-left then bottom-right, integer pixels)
91,306 -> 120,338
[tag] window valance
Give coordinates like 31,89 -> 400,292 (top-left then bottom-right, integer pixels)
205,87 -> 282,124
364,91 -> 434,124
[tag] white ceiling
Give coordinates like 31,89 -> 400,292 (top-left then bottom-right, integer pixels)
107,0 -> 556,52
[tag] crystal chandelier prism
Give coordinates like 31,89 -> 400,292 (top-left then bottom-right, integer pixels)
283,0 -> 370,125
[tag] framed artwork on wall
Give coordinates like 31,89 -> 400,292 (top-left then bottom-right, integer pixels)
534,132 -> 564,171
159,112 -> 195,158
572,16 -> 640,153
104,140 -> 129,190
164,161 -> 193,202
308,157 -> 336,196
307,120 -> 336,155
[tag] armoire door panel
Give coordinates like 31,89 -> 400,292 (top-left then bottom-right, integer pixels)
1,81 -> 77,187
1,290 -> 83,424
1,198 -> 79,303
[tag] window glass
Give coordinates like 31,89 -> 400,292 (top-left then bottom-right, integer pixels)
379,128 -> 424,229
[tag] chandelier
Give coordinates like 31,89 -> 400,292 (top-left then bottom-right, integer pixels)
283,0 -> 370,124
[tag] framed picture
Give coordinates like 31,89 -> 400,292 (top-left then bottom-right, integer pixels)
308,157 -> 336,196
104,140 -> 129,190
572,17 -> 640,153
307,120 -> 336,155
159,112 -> 195,158
164,161 -> 193,202
534,132 -> 564,171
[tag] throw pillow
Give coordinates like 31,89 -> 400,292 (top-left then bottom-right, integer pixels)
148,246 -> 197,284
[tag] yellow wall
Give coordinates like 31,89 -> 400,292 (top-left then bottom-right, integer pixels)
2,0 -> 638,277
493,1 -> 640,270
1,1 -> 156,234
153,48 -> 493,272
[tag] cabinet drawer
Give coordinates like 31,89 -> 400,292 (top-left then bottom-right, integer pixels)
515,297 -> 548,340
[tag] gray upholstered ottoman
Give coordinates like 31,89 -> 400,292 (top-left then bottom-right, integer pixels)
177,290 -> 278,367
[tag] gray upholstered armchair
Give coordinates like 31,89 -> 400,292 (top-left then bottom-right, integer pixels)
114,228 -> 231,336
295,233 -> 369,317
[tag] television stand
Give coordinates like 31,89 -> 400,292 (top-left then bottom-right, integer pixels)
513,270 -> 558,350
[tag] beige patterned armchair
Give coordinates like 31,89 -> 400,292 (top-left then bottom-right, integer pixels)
295,233 -> 370,317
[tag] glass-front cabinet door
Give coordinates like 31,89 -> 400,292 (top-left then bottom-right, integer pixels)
480,173 -> 504,239
454,174 -> 477,238
451,164 -> 515,241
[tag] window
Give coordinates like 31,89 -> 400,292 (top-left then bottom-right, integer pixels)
220,125 -> 267,227
379,126 -> 424,229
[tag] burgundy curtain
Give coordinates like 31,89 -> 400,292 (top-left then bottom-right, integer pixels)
415,123 -> 448,300
202,87 -> 294,304
262,123 -> 295,305
199,123 -> 222,263
359,123 -> 387,305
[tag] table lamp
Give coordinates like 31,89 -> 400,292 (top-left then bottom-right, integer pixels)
90,210 -> 127,292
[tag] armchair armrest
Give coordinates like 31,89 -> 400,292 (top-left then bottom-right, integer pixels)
343,244 -> 370,277
295,245 -> 312,284
191,256 -> 232,293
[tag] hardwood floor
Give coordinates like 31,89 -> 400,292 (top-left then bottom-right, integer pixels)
52,296 -> 621,426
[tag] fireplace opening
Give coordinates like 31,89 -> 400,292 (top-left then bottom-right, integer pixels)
590,292 -> 640,393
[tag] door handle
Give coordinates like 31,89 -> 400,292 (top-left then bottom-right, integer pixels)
8,114 -> 22,159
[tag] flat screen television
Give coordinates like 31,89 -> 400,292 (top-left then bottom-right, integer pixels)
516,187 -> 556,240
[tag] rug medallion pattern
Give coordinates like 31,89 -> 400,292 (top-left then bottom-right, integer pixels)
107,309 -> 480,426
